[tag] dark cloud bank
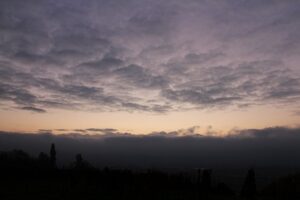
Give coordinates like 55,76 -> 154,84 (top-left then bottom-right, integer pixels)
1,126 -> 300,169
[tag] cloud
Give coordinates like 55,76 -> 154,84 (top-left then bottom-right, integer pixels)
149,126 -> 203,137
86,128 -> 117,132
162,60 -> 300,108
229,126 -> 300,138
0,83 -> 37,106
38,129 -> 52,133
0,0 -> 299,113
21,106 -> 46,113
1,126 -> 300,168
75,57 -> 124,74
114,64 -> 168,89
55,129 -> 69,132
294,110 -> 300,116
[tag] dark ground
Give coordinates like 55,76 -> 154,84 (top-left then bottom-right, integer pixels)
0,148 -> 300,200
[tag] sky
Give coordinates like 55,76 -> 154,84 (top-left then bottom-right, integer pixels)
0,0 -> 300,135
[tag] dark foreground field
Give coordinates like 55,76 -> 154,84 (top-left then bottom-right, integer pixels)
1,148 -> 300,200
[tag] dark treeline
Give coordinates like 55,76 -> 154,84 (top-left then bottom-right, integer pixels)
0,144 -> 299,200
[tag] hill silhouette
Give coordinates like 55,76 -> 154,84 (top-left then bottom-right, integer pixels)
1,144 -> 299,199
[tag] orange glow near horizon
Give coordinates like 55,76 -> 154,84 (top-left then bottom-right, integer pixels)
1,104 -> 299,135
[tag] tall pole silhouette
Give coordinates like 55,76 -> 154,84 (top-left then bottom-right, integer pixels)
50,143 -> 56,168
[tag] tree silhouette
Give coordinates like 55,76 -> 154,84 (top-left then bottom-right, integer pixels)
73,153 -> 92,170
241,168 -> 256,198
75,154 -> 83,168
201,169 -> 212,190
50,143 -> 56,168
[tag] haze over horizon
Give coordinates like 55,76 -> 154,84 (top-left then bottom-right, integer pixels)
0,0 -> 300,135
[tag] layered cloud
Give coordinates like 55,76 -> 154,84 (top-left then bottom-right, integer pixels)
0,0 -> 299,113
1,126 -> 300,168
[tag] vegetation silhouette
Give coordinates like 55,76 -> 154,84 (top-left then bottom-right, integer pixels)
0,144 -> 299,199
240,168 -> 256,199
72,153 -> 93,170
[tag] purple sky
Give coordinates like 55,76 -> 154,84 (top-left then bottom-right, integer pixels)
0,0 -> 300,134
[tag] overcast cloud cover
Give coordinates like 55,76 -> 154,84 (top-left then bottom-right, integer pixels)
0,0 -> 300,113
